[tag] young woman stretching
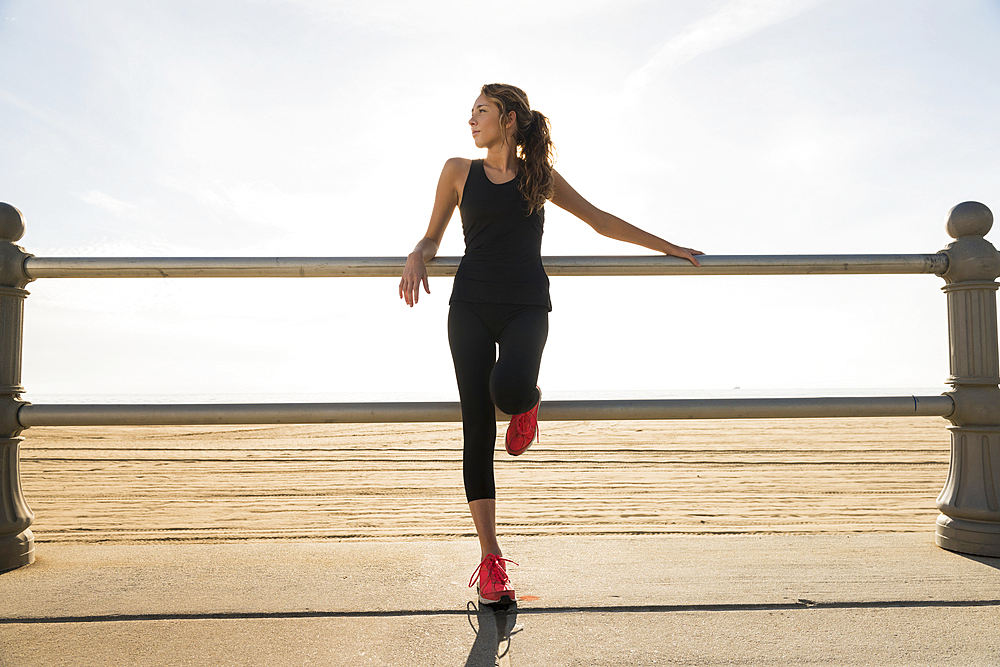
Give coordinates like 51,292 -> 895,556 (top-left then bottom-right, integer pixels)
399,83 -> 703,605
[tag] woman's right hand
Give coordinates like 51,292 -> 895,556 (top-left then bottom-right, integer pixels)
399,252 -> 431,307
399,159 -> 462,307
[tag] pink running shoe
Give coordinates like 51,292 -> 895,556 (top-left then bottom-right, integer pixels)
469,553 -> 517,605
505,386 -> 541,456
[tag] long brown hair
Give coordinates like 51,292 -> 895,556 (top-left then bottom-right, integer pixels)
480,83 -> 554,215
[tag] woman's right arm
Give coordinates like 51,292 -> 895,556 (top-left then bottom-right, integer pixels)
399,158 -> 469,307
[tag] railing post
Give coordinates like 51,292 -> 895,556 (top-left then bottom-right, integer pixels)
0,202 -> 33,572
936,201 -> 1000,557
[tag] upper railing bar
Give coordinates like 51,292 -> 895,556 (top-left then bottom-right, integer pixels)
16,395 -> 955,427
22,254 -> 949,279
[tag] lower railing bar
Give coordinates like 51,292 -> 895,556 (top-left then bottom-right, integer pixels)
22,254 -> 948,279
17,395 -> 954,427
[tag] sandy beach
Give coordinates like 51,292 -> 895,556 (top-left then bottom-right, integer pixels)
17,416 -> 951,544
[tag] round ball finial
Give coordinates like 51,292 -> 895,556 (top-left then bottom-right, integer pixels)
946,201 -> 993,239
0,203 -> 25,242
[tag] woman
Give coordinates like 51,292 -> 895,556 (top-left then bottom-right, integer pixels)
399,83 -> 702,606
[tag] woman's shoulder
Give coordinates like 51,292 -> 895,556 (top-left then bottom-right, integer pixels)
441,157 -> 476,190
443,157 -> 477,173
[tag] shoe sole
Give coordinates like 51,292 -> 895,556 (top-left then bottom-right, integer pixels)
479,592 -> 516,605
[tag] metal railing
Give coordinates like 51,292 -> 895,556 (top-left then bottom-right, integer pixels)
0,200 -> 998,572
23,253 -> 946,278
15,395 -> 958,426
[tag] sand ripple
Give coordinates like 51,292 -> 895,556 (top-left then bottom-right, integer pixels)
19,417 -> 950,543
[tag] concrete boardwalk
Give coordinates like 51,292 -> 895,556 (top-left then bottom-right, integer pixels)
1,534 -> 999,666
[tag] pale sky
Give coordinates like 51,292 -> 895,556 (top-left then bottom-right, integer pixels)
2,0 -> 999,400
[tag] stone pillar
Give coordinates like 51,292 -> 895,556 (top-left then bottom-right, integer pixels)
936,201 -> 1000,557
0,202 -> 33,572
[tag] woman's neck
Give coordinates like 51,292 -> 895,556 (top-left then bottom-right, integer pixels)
483,144 -> 519,177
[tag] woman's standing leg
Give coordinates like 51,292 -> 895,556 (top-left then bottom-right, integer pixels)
448,302 -> 503,559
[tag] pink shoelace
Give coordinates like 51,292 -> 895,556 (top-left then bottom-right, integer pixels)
510,412 -> 538,442
468,554 -> 518,589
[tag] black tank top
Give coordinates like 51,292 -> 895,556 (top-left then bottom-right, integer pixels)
449,160 -> 551,310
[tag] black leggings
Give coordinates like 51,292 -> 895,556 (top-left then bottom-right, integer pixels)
448,301 -> 548,503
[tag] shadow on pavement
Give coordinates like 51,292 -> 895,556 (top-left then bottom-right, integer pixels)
464,601 -> 520,667
958,553 -> 1000,571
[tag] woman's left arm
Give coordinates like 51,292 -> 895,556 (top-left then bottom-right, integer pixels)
550,169 -> 703,267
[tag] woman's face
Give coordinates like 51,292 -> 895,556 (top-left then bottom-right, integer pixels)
469,94 -> 512,149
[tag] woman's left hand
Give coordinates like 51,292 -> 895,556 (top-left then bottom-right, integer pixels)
665,245 -> 705,267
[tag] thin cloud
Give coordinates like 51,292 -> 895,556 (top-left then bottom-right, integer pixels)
625,0 -> 826,90
79,190 -> 137,217
0,86 -> 77,135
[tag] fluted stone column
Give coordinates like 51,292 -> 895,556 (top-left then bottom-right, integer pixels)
0,203 -> 33,572
936,201 -> 1000,557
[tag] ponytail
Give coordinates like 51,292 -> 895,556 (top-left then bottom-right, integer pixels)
518,110 -> 555,215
